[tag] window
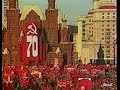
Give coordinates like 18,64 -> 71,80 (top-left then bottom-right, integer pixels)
107,16 -> 109,19
106,37 -> 110,40
106,46 -> 110,48
83,33 -> 85,35
106,41 -> 110,44
107,24 -> 110,27
83,25 -> 85,27
106,29 -> 110,31
89,27 -> 91,29
102,29 -> 104,31
102,33 -> 104,35
108,21 -> 109,22
102,16 -> 104,19
102,21 -> 104,22
83,29 -> 85,31
113,29 -> 115,31
102,38 -> 104,40
113,24 -> 115,27
89,20 -> 91,22
113,13 -> 115,15
113,16 -> 115,18
83,21 -> 85,23
107,13 -> 110,15
102,13 -> 104,15
106,56 -> 110,58
102,25 -> 104,27
106,32 -> 110,35
106,50 -> 110,53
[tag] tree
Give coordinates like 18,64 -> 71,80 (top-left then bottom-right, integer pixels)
96,43 -> 106,65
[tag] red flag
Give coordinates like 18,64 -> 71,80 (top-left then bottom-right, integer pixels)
19,21 -> 40,65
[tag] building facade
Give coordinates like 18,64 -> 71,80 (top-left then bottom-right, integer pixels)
75,0 -> 116,64
2,0 -> 73,66
3,0 -> 9,17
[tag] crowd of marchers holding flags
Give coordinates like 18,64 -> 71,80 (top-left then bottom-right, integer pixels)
2,64 -> 117,90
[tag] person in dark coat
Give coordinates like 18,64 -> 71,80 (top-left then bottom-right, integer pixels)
31,80 -> 40,90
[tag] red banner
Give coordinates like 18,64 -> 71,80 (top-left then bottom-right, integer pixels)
19,21 -> 47,65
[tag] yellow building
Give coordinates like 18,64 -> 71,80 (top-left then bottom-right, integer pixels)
74,0 -> 116,64
3,0 -> 9,17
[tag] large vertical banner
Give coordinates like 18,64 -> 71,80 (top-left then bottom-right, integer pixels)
19,21 -> 40,65
26,23 -> 38,58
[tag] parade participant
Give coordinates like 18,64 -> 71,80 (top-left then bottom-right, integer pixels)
2,64 -> 116,90
12,73 -> 20,89
31,80 -> 40,90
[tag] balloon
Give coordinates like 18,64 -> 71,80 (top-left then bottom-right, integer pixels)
78,79 -> 93,90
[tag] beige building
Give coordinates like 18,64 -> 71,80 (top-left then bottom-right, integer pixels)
3,0 -> 9,17
74,0 -> 116,64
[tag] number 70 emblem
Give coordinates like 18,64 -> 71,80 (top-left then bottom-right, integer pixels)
27,35 -> 38,57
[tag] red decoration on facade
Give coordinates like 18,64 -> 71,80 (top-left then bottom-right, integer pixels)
99,6 -> 116,9
19,21 -> 47,65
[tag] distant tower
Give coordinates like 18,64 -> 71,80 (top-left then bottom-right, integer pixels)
45,0 -> 58,45
48,0 -> 55,9
9,0 -> 19,9
2,0 -> 20,65
96,43 -> 106,65
60,19 -> 70,42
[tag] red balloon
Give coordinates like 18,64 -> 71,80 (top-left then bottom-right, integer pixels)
78,79 -> 93,90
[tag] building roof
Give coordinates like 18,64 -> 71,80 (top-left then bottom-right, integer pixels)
55,47 -> 62,54
20,5 -> 46,20
2,48 -> 10,55
99,6 -> 116,9
20,5 -> 67,24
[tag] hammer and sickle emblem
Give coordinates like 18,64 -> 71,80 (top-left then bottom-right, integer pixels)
27,23 -> 38,35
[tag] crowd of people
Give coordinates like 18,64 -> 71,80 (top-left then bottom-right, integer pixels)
2,64 -> 117,90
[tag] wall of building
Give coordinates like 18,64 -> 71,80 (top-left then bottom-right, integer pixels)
94,8 -> 116,60
75,0 -> 116,64
2,0 -> 73,66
